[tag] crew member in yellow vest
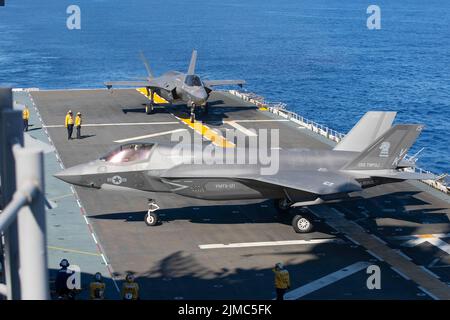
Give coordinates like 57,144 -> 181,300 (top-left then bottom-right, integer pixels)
122,273 -> 139,300
273,262 -> 290,300
89,272 -> 106,300
22,105 -> 30,132
75,112 -> 82,139
65,110 -> 74,140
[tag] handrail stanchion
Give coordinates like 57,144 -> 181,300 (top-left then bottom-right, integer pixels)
15,147 -> 49,300
0,87 -> 23,300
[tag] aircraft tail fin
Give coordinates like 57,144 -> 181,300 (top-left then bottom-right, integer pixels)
139,51 -> 153,79
334,111 -> 396,152
187,50 -> 197,75
343,124 -> 424,170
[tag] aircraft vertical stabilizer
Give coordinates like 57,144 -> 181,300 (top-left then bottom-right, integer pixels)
343,124 -> 424,170
334,111 -> 396,152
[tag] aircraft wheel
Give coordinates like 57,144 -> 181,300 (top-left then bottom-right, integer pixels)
292,215 -> 313,233
145,211 -> 159,226
275,198 -> 291,213
145,105 -> 154,115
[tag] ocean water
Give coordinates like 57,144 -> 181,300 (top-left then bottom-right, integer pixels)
0,0 -> 448,173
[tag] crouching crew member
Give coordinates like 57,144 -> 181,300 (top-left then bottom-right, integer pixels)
122,274 -> 139,300
89,272 -> 106,300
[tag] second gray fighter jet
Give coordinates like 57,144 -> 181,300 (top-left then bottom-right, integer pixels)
105,50 -> 245,122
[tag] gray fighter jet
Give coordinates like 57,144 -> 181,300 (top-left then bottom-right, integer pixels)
54,111 -> 434,233
105,50 -> 245,122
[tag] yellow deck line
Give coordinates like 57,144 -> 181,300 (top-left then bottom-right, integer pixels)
136,88 -> 169,104
136,88 -> 235,148
179,118 -> 235,148
48,245 -> 101,257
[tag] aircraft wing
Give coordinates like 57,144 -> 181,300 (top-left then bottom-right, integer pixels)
246,170 -> 362,195
104,79 -> 164,89
203,80 -> 246,88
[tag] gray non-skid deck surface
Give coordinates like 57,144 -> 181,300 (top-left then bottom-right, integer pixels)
31,89 -> 450,299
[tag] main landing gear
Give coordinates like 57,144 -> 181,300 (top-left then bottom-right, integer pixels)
145,87 -> 155,115
143,103 -> 154,115
274,198 -> 314,233
144,199 -> 160,226
189,102 -> 209,123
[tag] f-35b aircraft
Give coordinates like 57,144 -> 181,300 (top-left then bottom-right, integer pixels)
105,50 -> 245,122
55,111 -> 434,233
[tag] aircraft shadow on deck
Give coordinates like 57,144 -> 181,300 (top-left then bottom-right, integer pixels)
107,249 -> 422,300
331,190 -> 450,234
119,99 -> 258,125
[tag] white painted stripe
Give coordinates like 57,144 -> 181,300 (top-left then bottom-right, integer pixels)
425,238 -> 450,255
227,121 -> 258,137
100,253 -> 108,266
392,233 -> 450,240
418,286 -> 439,300
345,235 -> 360,246
199,238 -> 340,250
402,238 -> 427,247
366,250 -> 384,261
114,128 -> 187,143
76,199 -> 82,208
391,267 -> 411,281
91,233 -> 98,244
372,235 -> 387,245
419,266 -> 440,279
284,261 -> 371,300
83,216 -> 89,225
230,119 -> 289,123
395,250 -> 413,261
43,121 -> 179,128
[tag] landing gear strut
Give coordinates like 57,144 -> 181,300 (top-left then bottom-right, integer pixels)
190,103 -> 196,123
274,198 -> 314,233
144,103 -> 154,115
145,199 -> 160,226
145,87 -> 154,115
275,198 -> 291,213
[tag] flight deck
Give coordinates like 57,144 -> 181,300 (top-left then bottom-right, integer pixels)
14,88 -> 450,299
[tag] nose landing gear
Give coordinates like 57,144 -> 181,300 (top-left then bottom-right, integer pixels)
145,199 -> 160,226
189,102 -> 196,123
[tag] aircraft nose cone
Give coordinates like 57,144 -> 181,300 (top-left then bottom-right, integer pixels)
54,166 -> 84,186
193,89 -> 208,104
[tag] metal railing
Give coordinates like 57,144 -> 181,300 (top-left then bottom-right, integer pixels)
229,89 -> 345,142
0,87 -> 49,300
228,89 -> 449,195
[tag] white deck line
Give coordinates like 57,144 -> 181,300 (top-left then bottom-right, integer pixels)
226,121 -> 258,137
199,238 -> 339,249
426,238 -> 450,255
114,128 -> 187,143
284,261 -> 371,300
43,121 -> 179,128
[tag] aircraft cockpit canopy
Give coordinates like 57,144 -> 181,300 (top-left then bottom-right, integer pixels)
100,143 -> 155,163
184,75 -> 202,87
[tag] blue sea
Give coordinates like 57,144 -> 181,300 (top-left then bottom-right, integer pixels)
0,0 -> 448,173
